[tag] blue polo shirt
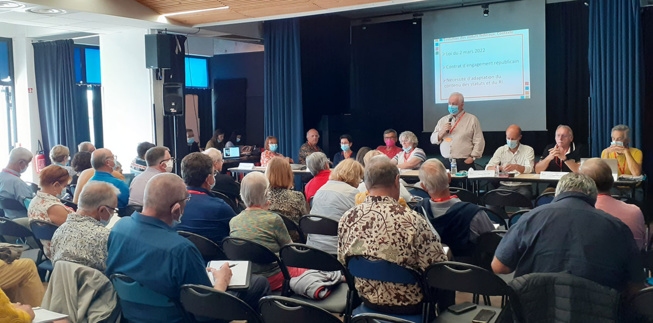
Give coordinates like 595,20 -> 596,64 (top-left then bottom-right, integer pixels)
174,186 -> 237,245
495,192 -> 644,291
89,171 -> 129,209
106,212 -> 210,322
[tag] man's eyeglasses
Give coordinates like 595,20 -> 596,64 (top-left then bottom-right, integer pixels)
170,194 -> 191,208
101,205 -> 118,214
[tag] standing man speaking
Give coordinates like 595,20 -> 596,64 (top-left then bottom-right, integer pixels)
431,92 -> 485,168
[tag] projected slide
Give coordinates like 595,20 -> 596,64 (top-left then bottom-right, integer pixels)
434,29 -> 530,103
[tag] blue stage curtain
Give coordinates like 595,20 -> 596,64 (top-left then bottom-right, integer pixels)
33,40 -> 87,158
264,19 -> 304,162
588,0 -> 642,156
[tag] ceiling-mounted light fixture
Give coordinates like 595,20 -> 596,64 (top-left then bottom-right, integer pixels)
482,4 -> 489,17
162,6 -> 229,17
27,8 -> 67,15
0,1 -> 24,9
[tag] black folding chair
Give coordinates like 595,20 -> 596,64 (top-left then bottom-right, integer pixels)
299,215 -> 339,236
280,215 -> 305,243
280,243 -> 358,321
482,189 -> 533,226
508,209 -> 530,228
0,217 -> 33,244
60,199 -> 77,211
29,220 -> 58,279
111,273 -> 189,322
449,187 -> 479,205
479,207 -> 505,228
211,190 -> 240,213
628,286 -> 653,321
472,230 -> 506,272
0,198 -> 27,212
222,237 -> 292,295
534,191 -> 555,207
350,313 -> 415,323
125,204 -> 143,216
259,296 -> 343,323
178,230 -> 227,262
181,284 -> 263,323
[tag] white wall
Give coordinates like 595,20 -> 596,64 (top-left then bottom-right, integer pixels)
100,30 -> 154,168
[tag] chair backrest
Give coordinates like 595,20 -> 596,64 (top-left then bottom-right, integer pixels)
449,187 -> 479,205
0,217 -> 34,239
259,296 -> 342,323
346,255 -> 420,286
280,215 -> 305,243
60,199 -> 78,211
0,198 -> 26,211
178,230 -> 227,262
110,273 -> 175,307
534,191 -> 555,207
222,237 -> 291,281
424,261 -> 508,297
482,189 -> 533,209
350,313 -> 415,323
479,206 -> 507,224
299,215 -> 339,236
508,210 -> 530,228
472,230 -> 506,271
125,204 -> 143,216
629,286 -> 653,320
181,284 -> 263,323
29,220 -> 59,241
211,190 -> 239,213
408,185 -> 430,200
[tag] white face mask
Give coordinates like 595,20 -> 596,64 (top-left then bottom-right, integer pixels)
165,159 -> 174,172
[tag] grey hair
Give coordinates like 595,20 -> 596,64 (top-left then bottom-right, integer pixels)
399,131 -> 418,146
306,152 -> 328,176
418,159 -> 449,194
203,148 -> 223,163
8,147 -> 33,164
77,181 -> 119,211
49,145 -> 70,163
364,155 -> 398,190
556,125 -> 574,137
611,124 -> 630,141
78,141 -> 94,152
555,173 -> 598,200
449,92 -> 465,104
240,172 -> 269,207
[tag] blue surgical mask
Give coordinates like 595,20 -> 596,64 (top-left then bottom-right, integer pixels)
611,141 -> 624,147
270,144 -> 278,152
448,105 -> 459,115
187,138 -> 195,144
341,144 -> 350,152
236,138 -> 241,143
172,219 -> 181,227
506,139 -> 518,149
209,176 -> 216,190
99,218 -> 109,226
403,147 -> 412,153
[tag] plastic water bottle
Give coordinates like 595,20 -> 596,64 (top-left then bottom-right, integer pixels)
450,158 -> 457,175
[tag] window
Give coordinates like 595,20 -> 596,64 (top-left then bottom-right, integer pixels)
185,56 -> 209,88
0,37 -> 16,167
73,45 -> 103,148
74,45 -> 101,84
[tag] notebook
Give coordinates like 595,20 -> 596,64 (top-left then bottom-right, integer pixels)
207,260 -> 251,289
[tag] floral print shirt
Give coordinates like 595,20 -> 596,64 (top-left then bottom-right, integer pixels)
338,195 -> 446,307
266,188 -> 308,224
50,213 -> 110,272
27,191 -> 73,259
298,142 -> 323,165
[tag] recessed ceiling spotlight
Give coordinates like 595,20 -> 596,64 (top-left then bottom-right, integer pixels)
0,1 -> 24,9
27,8 -> 67,15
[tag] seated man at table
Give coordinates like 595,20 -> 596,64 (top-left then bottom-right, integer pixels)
485,124 -> 535,199
203,148 -> 240,202
580,158 -> 646,250
106,173 -> 270,322
376,129 -> 402,159
338,157 -> 447,314
298,129 -> 323,164
535,125 -> 586,174
492,173 -> 644,294
418,159 -> 495,258
175,152 -> 237,244
600,124 -> 642,176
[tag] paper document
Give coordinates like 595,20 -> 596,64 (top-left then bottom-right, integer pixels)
33,307 -> 69,323
207,261 -> 251,289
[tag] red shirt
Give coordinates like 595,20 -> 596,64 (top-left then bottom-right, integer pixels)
304,170 -> 331,203
376,145 -> 403,160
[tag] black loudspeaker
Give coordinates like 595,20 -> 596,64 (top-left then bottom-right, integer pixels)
145,34 -> 174,69
163,83 -> 184,116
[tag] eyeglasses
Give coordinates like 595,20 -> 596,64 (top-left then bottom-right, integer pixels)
101,205 -> 118,214
161,157 -> 175,164
555,134 -> 571,139
170,194 -> 191,208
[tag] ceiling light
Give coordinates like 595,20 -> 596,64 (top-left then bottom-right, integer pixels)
162,6 -> 229,17
482,4 -> 489,17
0,1 -> 24,9
27,8 -> 67,15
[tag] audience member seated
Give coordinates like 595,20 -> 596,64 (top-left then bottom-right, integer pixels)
418,159 -> 494,258
86,149 -> 129,212
535,125 -> 585,174
28,165 -> 75,258
106,173 -> 270,321
485,124 -> 535,199
0,147 -> 34,221
356,152 -> 412,204
376,129 -> 403,160
298,129 -> 323,165
203,148 -> 240,201
73,153 -> 124,204
77,141 -> 96,153
225,130 -> 243,148
49,145 -> 75,177
0,258 -> 44,306
129,142 -> 155,175
338,157 -> 446,313
308,159 -> 364,254
265,157 -> 309,225
261,136 -> 293,167
333,134 -> 356,167
580,158 -> 646,250
175,153 -> 237,245
229,172 -> 308,291
355,147 -> 371,166
492,173 -> 644,294
71,151 -> 92,174
186,129 -> 200,153
600,124 -> 642,176
392,131 -> 426,171
50,181 -> 117,272
205,128 -> 226,151
0,288 -> 34,323
304,152 -> 331,203
128,147 -> 172,207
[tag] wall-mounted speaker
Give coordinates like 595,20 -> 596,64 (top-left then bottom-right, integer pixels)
145,34 -> 174,69
163,82 -> 184,116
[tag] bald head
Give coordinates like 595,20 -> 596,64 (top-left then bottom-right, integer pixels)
419,159 -> 450,195
506,124 -> 522,145
579,158 -> 614,194
91,148 -> 114,172
78,181 -> 119,214
143,173 -> 188,221
306,129 -> 320,145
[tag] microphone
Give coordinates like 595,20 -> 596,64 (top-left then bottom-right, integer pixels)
446,116 -> 453,133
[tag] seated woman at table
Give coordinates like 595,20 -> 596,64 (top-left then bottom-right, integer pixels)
260,136 -> 293,167
357,151 -> 412,205
392,131 -> 426,171
265,157 -> 308,241
600,124 -> 642,176
205,128 -> 226,151
229,172 -> 308,291
333,134 -> 356,167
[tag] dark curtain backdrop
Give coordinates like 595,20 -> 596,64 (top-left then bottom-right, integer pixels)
72,85 -> 91,147
185,88 -> 212,147
33,40 -> 84,158
264,19 -> 304,162
588,0 -> 642,156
